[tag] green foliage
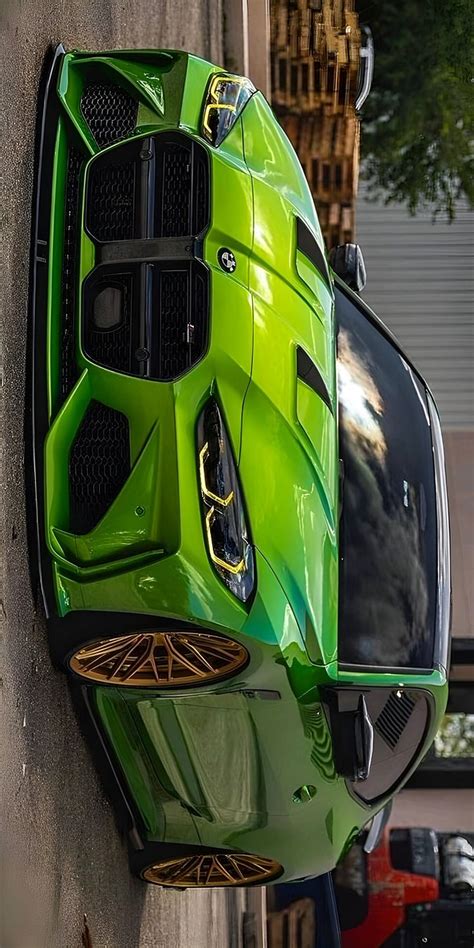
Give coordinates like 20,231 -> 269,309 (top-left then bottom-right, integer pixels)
434,713 -> 474,758
358,0 -> 474,220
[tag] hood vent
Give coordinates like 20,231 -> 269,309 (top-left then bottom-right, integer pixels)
296,217 -> 331,288
297,346 -> 332,412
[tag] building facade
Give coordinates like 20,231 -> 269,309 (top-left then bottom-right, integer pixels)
357,187 -> 474,829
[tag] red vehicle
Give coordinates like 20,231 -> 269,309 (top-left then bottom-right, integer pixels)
335,827 -> 474,948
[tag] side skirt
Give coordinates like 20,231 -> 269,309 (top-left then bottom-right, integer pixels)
27,43 -> 66,620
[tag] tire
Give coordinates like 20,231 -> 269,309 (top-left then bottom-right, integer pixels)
48,610 -> 175,669
129,840 -> 224,887
48,611 -> 249,691
129,841 -> 283,888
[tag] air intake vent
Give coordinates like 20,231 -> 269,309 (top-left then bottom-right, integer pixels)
61,148 -> 83,402
159,265 -> 207,379
296,217 -> 330,287
80,84 -> 138,148
83,133 -> 210,381
161,142 -> 192,236
86,133 -> 210,243
69,401 -> 130,534
87,159 -> 136,242
375,691 -> 416,750
83,262 -> 209,379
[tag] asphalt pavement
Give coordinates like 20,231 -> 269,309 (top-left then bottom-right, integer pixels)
0,3 -> 257,946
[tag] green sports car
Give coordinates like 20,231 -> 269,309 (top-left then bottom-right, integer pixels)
30,45 -> 451,889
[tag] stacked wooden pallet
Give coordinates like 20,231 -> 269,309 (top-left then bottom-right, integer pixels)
270,0 -> 361,247
267,897 -> 315,948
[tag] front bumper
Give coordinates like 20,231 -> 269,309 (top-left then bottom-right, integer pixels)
32,47 -> 259,633
33,46 -> 340,674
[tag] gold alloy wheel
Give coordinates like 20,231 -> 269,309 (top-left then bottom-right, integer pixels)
142,853 -> 282,887
68,630 -> 248,688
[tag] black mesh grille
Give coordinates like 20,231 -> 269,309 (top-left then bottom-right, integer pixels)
83,263 -> 208,379
375,692 -> 416,750
157,265 -> 208,379
87,160 -> 135,242
190,266 -> 207,364
161,144 -> 192,236
69,401 -> 130,534
83,133 -> 210,380
194,151 -> 209,236
80,84 -> 138,148
159,269 -> 189,378
86,134 -> 209,243
61,148 -> 83,401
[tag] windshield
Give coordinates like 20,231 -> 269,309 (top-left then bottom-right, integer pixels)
336,285 -> 437,669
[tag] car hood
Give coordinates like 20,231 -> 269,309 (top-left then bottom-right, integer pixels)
190,95 -> 338,667
239,301 -> 338,667
238,94 -> 338,667
241,92 -> 326,248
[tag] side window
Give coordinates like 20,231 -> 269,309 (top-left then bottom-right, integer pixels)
335,284 -> 437,670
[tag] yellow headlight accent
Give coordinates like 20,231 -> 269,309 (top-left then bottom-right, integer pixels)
203,103 -> 236,137
199,442 -> 234,507
202,74 -> 249,137
208,73 -> 247,102
205,507 -> 245,575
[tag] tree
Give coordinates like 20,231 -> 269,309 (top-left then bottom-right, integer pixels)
357,0 -> 474,220
434,713 -> 474,758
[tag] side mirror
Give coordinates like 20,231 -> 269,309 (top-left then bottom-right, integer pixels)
329,243 -> 367,292
356,25 -> 375,112
322,690 -> 374,782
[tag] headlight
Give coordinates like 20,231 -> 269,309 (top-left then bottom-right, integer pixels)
201,73 -> 255,147
197,398 -> 255,602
